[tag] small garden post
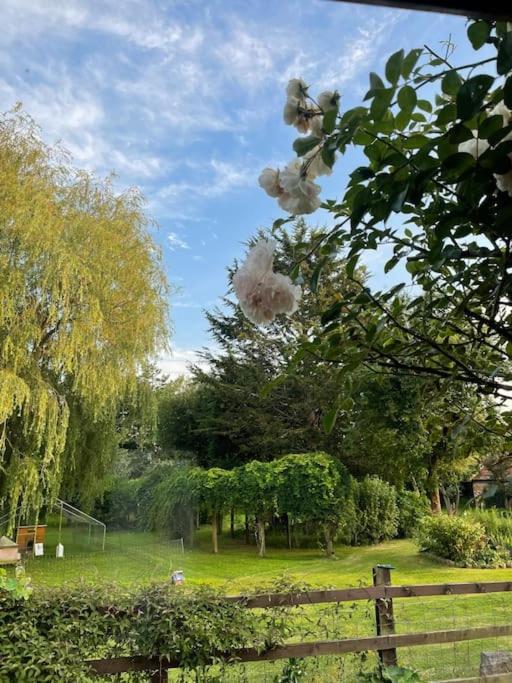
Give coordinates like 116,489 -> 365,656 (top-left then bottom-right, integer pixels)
372,564 -> 397,667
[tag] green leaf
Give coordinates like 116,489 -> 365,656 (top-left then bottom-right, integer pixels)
505,76 -> 512,109
497,32 -> 512,75
321,145 -> 336,169
441,71 -> 462,97
292,135 -> 320,157
391,184 -> 409,212
395,109 -> 411,131
402,134 -> 428,149
350,166 -> 374,182
322,407 -> 339,434
370,88 -> 394,120
417,99 -> 433,113
346,255 -> 359,278
478,114 -> 505,140
370,72 -> 385,90
467,21 -> 491,50
385,49 -> 404,85
448,123 -> 474,144
456,75 -> 494,120
441,151 -> 475,179
401,48 -> 422,79
321,301 -> 343,325
323,109 -> 338,135
272,217 -> 293,230
397,85 -> 417,112
435,104 -> 457,126
310,260 -> 324,293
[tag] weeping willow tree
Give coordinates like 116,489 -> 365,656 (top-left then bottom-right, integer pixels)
0,108 -> 169,524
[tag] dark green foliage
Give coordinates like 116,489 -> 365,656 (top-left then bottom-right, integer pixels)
351,477 -> 399,545
397,490 -> 429,538
0,582 -> 291,681
95,477 -> 141,529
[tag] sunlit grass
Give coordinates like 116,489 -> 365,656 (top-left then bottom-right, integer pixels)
17,525 -> 512,681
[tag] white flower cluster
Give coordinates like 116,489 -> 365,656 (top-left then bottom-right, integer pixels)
232,238 -> 301,325
458,100 -> 512,197
259,79 -> 340,215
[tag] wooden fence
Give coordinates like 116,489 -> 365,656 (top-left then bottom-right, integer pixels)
87,565 -> 512,682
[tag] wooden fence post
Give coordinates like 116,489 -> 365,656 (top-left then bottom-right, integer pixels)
372,564 -> 397,667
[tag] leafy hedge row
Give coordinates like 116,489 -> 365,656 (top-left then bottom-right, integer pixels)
99,454 -> 429,553
0,582 -> 293,682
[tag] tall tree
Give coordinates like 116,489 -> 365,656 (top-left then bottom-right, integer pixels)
0,109 -> 168,522
180,222 -> 360,466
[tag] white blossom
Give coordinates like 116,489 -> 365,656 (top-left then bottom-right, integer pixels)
258,168 -> 282,198
458,135 -> 489,159
495,170 -> 512,196
310,115 -> 324,138
286,78 -> 308,100
278,159 -> 322,214
232,239 -> 301,325
495,152 -> 512,197
318,90 -> 339,112
283,98 -> 317,134
491,100 -> 512,126
304,145 -> 333,177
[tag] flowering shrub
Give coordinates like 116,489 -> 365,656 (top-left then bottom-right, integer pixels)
233,20 -> 512,434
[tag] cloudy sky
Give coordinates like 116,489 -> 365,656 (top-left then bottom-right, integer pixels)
0,0 -> 473,376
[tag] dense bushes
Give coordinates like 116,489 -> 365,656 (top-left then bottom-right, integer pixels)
397,491 -> 430,538
0,581 -> 292,681
350,477 -> 399,545
416,514 -> 511,567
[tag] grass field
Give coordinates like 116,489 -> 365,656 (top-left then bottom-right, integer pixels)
16,525 -> 512,681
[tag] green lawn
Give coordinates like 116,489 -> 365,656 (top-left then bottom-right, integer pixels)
17,526 -> 512,681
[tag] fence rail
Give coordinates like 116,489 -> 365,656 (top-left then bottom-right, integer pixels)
87,566 -> 512,682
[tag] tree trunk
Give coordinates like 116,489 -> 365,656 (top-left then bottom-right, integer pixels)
217,513 -> 223,535
196,510 -> 200,530
429,487 -> 442,514
211,512 -> 219,554
286,514 -> 292,550
230,507 -> 235,539
324,525 -> 335,558
256,518 -> 266,557
244,513 -> 250,544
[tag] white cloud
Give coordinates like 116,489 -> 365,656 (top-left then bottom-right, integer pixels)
168,232 -> 190,250
156,348 -> 209,379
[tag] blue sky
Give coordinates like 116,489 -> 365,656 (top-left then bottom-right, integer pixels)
0,0 -> 474,376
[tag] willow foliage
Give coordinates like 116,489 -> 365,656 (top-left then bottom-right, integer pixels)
0,108 -> 168,523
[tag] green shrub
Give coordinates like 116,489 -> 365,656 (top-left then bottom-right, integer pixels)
466,508 -> 512,550
397,490 -> 429,538
0,581 -> 290,681
95,477 -> 141,528
351,476 -> 399,545
417,514 -> 489,566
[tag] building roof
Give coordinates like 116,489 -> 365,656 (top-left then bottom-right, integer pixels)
472,465 -> 512,482
0,535 -> 17,548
